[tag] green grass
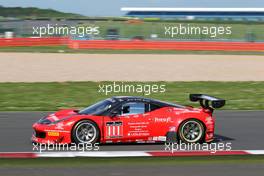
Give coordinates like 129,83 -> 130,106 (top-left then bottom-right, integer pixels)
1,156 -> 264,167
0,82 -> 263,111
1,46 -> 264,55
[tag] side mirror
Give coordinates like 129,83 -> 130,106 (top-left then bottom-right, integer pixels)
110,110 -> 119,117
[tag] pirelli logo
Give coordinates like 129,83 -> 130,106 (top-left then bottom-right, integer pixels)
47,131 -> 59,137
106,121 -> 123,138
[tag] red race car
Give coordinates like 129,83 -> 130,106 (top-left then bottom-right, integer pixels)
32,94 -> 225,145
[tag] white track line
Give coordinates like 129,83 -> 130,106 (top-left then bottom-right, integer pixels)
245,150 -> 264,155
1,150 -> 264,158
38,151 -> 151,157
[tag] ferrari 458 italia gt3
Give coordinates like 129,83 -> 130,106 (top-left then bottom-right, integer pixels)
32,94 -> 225,144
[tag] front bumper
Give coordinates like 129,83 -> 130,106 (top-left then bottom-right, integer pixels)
32,123 -> 72,144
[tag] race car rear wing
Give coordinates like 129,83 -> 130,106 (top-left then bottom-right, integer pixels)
189,94 -> 225,110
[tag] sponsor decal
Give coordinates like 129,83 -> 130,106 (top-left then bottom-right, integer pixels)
153,136 -> 167,141
44,130 -> 69,133
55,123 -> 64,130
127,121 -> 150,137
154,117 -> 173,123
105,140 -> 113,143
106,121 -> 123,138
205,117 -> 214,124
169,126 -> 176,132
159,136 -> 167,141
128,122 -> 149,125
47,131 -> 59,137
127,132 -> 150,136
173,109 -> 193,115
49,114 -> 59,122
66,121 -> 74,126
136,140 -> 145,143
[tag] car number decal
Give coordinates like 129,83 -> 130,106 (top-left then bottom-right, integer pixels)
106,121 -> 123,138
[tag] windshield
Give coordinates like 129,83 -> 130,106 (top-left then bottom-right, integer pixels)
79,99 -> 114,115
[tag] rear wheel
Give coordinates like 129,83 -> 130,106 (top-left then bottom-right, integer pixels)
72,120 -> 99,144
178,119 -> 205,143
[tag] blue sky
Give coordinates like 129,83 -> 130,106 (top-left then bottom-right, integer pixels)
0,0 -> 264,16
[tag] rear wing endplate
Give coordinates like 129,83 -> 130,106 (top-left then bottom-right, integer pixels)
190,94 -> 225,110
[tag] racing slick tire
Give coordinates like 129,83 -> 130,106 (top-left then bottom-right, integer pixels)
72,120 -> 100,144
178,119 -> 205,143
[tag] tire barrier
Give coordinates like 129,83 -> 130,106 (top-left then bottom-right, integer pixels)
68,40 -> 264,52
1,37 -> 264,52
0,37 -> 68,47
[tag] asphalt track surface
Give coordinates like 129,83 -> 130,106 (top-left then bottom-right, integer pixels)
1,164 -> 264,176
0,111 -> 263,152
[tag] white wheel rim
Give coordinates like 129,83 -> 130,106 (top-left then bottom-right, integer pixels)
75,122 -> 97,143
181,120 -> 203,143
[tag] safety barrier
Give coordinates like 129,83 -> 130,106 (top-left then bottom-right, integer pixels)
0,37 -> 68,47
1,38 -> 264,52
68,40 -> 264,52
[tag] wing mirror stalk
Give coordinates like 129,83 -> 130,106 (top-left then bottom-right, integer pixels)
110,111 -> 119,118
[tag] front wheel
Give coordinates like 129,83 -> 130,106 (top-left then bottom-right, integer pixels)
178,119 -> 205,143
72,120 -> 100,144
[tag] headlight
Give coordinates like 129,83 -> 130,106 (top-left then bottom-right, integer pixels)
49,116 -> 71,125
38,116 -> 52,124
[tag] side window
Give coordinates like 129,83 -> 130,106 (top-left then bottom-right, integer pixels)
148,103 -> 162,112
121,102 -> 145,116
150,103 -> 161,111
